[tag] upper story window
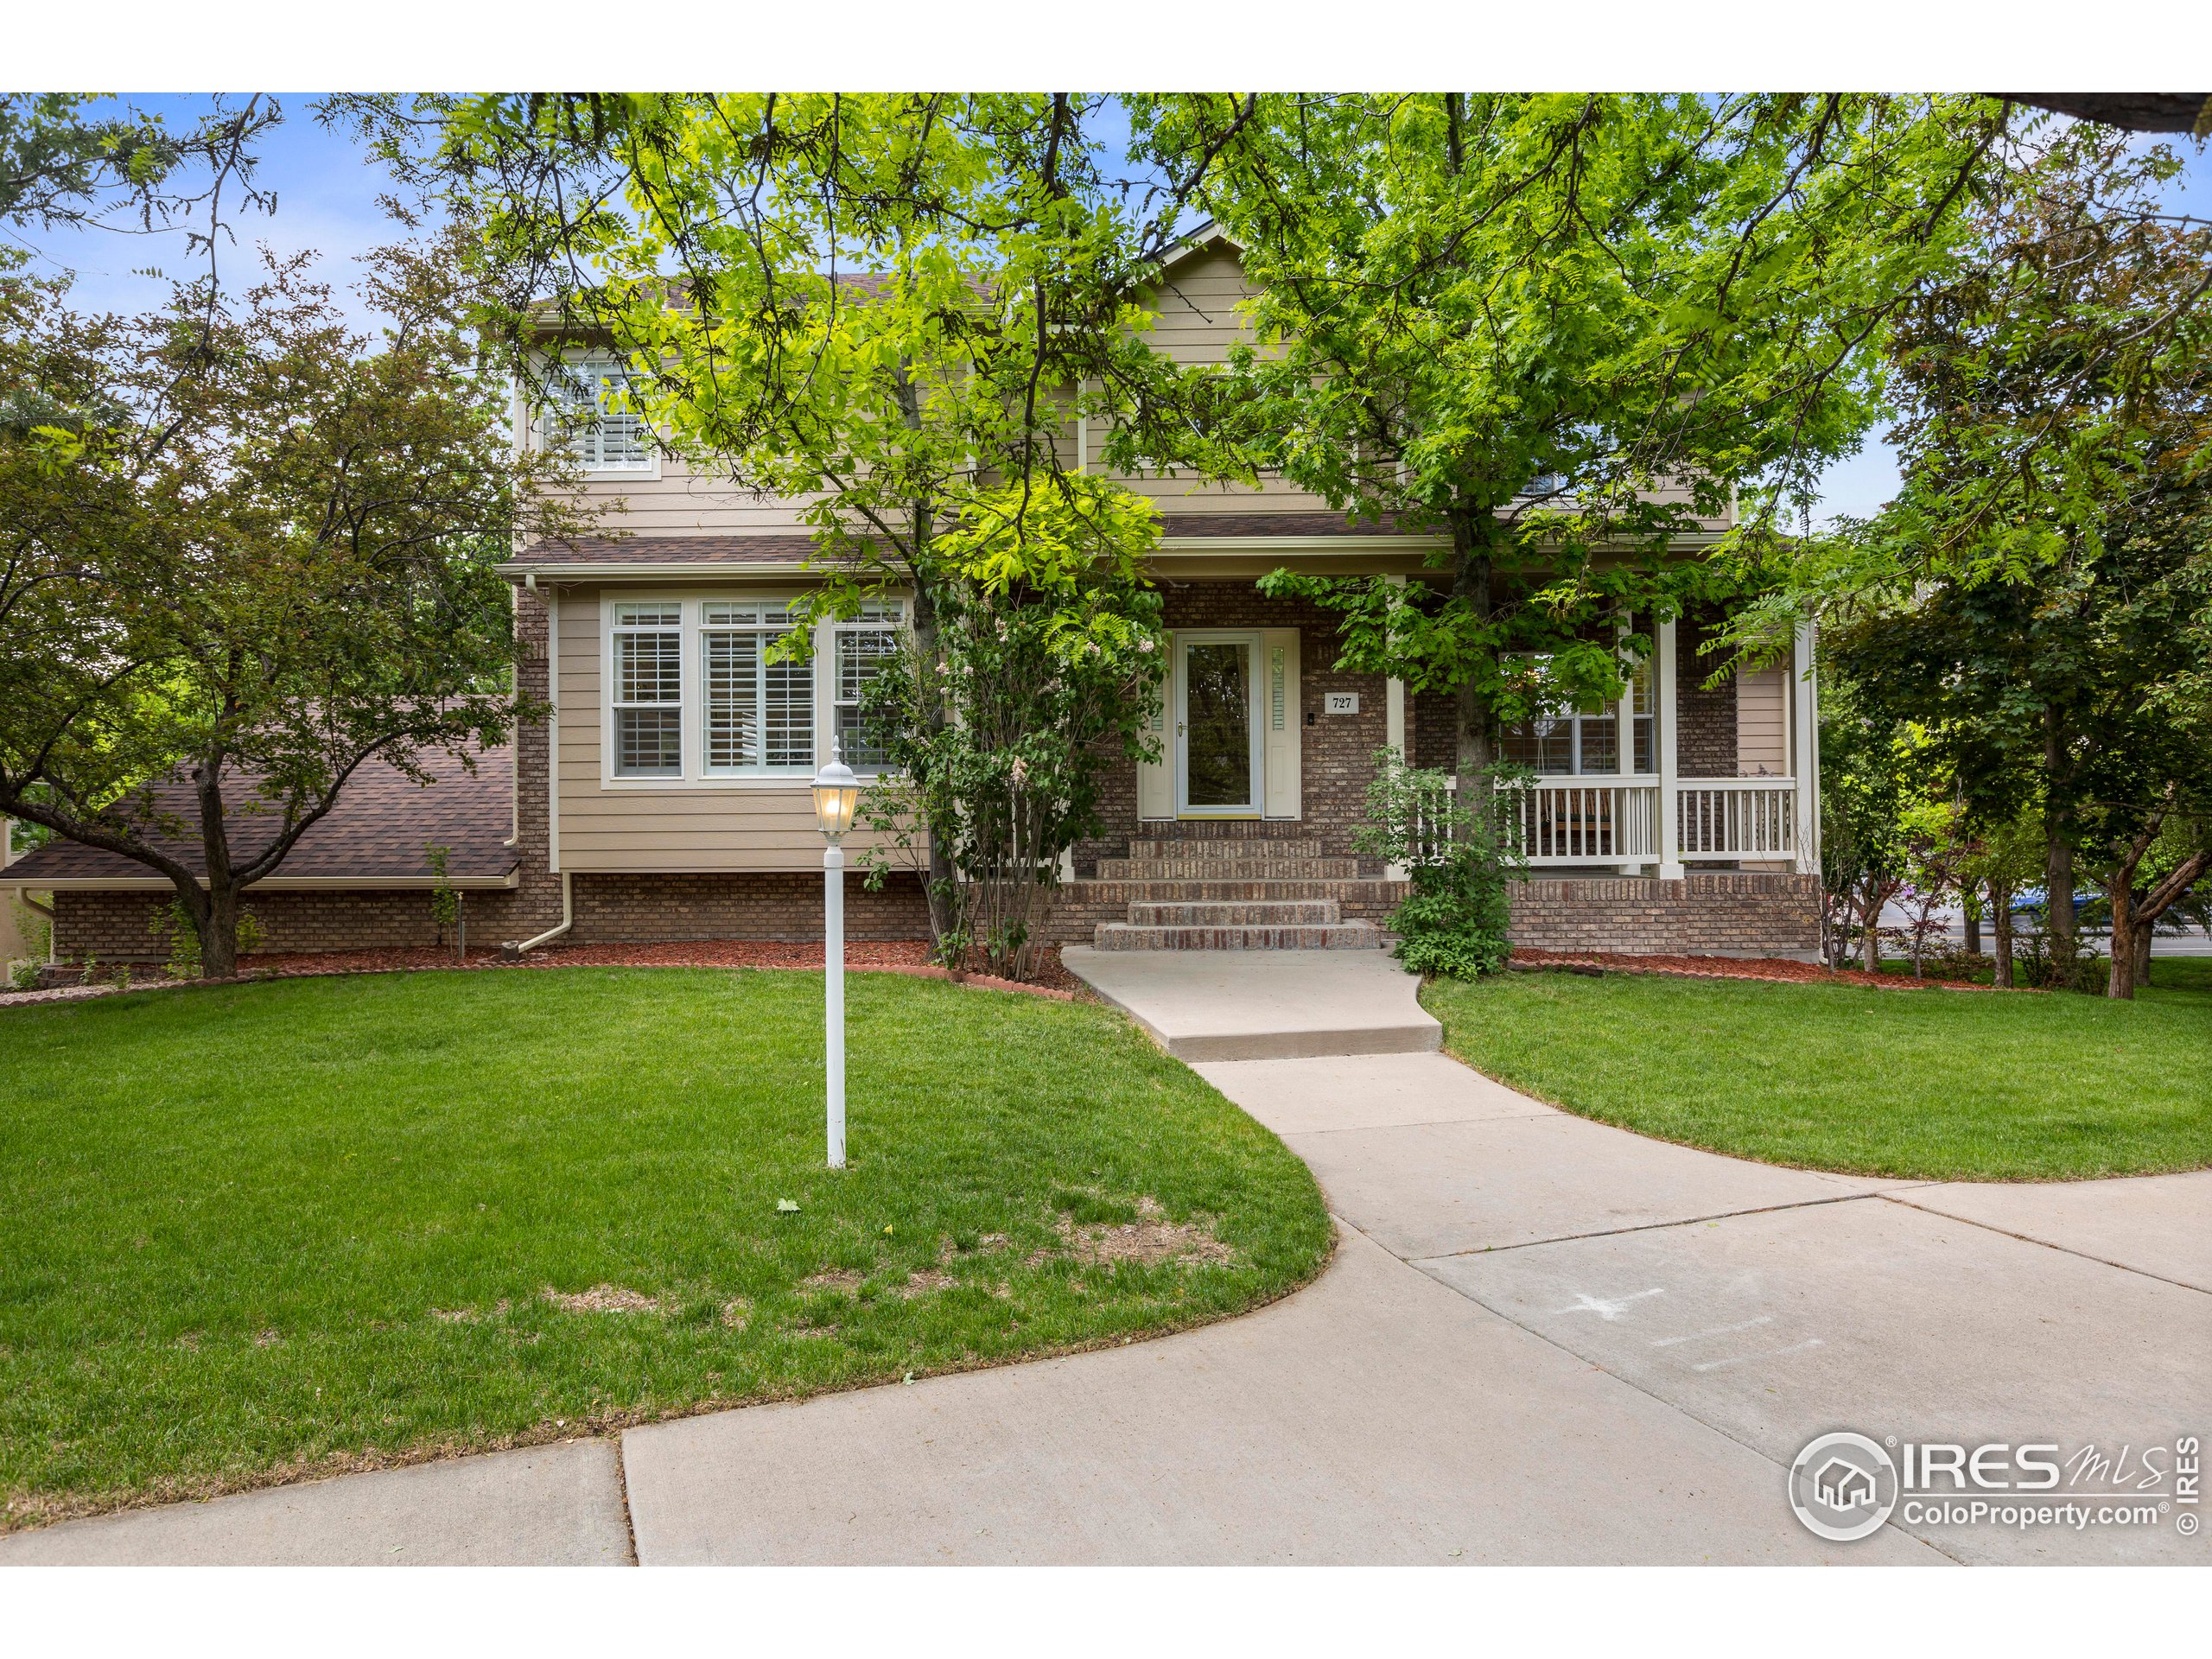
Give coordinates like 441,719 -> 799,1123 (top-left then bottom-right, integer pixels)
611,603 -> 684,777
550,357 -> 653,474
833,601 -> 903,769
702,601 -> 814,774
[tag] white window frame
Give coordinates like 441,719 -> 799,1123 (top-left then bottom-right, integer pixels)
701,599 -> 817,777
608,601 -> 686,779
830,599 -> 905,774
535,353 -> 662,481
597,592 -> 909,790
1500,651 -> 1654,780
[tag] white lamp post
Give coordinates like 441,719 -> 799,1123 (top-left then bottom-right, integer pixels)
810,745 -> 861,1170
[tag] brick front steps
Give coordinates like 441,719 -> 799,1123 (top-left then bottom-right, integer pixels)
1094,911 -> 1383,951
1071,841 -> 1382,949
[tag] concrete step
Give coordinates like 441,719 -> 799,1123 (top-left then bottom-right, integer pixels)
1096,857 -> 1363,881
1127,899 -> 1342,926
1061,946 -> 1442,1060
1127,836 -> 1325,861
1093,921 -> 1384,951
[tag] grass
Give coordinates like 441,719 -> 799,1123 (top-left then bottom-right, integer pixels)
0,968 -> 1331,1531
1424,957 -> 2212,1183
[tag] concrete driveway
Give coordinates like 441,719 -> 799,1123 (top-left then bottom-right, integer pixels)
7,951 -> 2205,1565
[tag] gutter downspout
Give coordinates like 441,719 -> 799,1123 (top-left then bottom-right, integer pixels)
507,869 -> 573,956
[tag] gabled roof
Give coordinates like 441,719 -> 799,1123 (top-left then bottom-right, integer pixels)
5,747 -> 517,891
1152,217 -> 1244,278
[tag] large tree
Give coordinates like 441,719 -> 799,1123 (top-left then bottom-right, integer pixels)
0,238 -> 595,977
1821,128 -> 2212,992
377,93 -> 1211,948
1123,92 -> 2005,802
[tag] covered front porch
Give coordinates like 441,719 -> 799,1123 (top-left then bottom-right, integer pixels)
1050,585 -> 1822,957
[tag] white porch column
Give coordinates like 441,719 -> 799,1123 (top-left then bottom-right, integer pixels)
1656,613 -> 1684,880
1790,619 -> 1820,876
1615,616 -> 1640,875
1385,575 -> 1408,881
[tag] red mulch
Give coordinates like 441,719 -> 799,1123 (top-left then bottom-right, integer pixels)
1509,947 -> 1998,991
217,939 -> 1084,1000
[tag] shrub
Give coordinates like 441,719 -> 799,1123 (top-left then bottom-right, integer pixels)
1356,749 -> 1522,980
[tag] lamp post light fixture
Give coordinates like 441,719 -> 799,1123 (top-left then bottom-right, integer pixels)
810,745 -> 861,1170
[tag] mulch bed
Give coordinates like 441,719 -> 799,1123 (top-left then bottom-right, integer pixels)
3,940 -> 1084,1005
1509,947 -> 1996,991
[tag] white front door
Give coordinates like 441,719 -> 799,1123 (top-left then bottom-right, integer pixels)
1175,632 -> 1262,817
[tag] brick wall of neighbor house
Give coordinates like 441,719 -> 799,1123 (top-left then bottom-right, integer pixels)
1509,873 -> 1820,958
569,871 -> 931,942
1072,582 -> 1394,877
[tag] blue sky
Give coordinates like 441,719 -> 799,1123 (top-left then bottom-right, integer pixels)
22,94 -> 2211,526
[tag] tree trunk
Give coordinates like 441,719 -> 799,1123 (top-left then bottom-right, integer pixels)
2043,711 -> 2076,959
890,363 -> 963,960
192,759 -> 241,980
1962,890 -> 1981,955
2105,871 -> 2136,1001
1448,507 -> 1498,818
2133,920 -> 2153,989
1991,879 -> 2015,988
1860,881 -> 1885,973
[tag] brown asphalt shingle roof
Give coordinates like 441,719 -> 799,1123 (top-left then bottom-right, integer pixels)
6,747 -> 516,886
511,513 -> 1428,567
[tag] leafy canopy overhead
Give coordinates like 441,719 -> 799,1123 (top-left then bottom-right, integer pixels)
1128,93 -> 2006,739
403,92 -> 1215,591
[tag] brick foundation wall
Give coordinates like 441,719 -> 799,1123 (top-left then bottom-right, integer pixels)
52,886 -> 536,961
1508,872 -> 1819,959
569,870 -> 930,943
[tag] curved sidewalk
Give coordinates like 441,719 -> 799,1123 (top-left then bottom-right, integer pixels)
7,952 -> 2206,1565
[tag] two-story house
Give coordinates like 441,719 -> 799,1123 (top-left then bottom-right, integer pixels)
25,230 -> 1821,966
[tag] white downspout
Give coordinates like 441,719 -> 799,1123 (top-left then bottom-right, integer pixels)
509,869 -> 573,955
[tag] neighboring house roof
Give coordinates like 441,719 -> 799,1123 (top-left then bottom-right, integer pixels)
4,747 -> 518,890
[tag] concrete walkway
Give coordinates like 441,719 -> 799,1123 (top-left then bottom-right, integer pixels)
7,951 -> 2206,1565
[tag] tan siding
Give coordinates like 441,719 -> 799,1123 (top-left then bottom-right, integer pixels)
565,455 -> 826,537
1736,666 -> 1789,777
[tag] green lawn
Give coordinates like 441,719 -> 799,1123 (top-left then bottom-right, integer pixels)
0,969 -> 1330,1531
1425,958 -> 2212,1183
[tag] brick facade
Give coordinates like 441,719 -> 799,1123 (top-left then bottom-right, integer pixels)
1073,582 -> 1393,879
1677,603 -> 1738,779
55,887 -> 482,962
1508,873 -> 1819,959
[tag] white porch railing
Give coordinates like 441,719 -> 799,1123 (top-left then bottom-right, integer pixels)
1493,775 -> 1799,867
1497,778 -> 1662,867
1676,778 -> 1796,860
